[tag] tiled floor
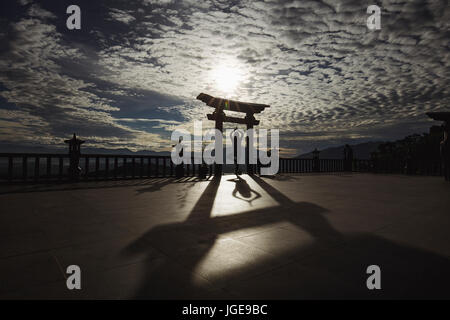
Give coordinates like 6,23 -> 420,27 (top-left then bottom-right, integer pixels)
1,173 -> 449,299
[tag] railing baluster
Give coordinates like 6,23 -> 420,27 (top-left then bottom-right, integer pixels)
8,156 -> 13,182
163,158 -> 166,177
105,157 -> 109,179
140,157 -> 144,178
114,157 -> 118,179
155,158 -> 159,177
132,157 -> 136,178
123,157 -> 127,178
46,156 -> 51,180
58,156 -> 63,180
34,156 -> 40,182
85,157 -> 89,180
22,156 -> 28,181
148,157 -> 152,177
95,156 -> 100,179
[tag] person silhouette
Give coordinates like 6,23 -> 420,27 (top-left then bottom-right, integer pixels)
231,127 -> 243,175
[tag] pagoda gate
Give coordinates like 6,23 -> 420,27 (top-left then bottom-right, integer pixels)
196,93 -> 270,176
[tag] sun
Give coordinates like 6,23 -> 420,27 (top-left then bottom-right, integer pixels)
211,62 -> 245,95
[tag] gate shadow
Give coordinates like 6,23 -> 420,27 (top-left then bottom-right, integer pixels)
122,175 -> 450,299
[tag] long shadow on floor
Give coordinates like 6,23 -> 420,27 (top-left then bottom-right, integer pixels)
123,175 -> 450,299
0,176 -> 212,195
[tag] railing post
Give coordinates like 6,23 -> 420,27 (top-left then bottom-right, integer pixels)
343,144 -> 353,172
148,157 -> 152,177
46,156 -> 51,180
114,157 -> 118,179
105,157 -> 109,179
22,156 -> 28,181
312,149 -> 320,172
163,157 -> 166,177
123,157 -> 127,178
370,152 -> 378,173
8,156 -> 13,183
34,156 -> 40,182
58,156 -> 63,180
85,157 -> 89,180
95,156 -> 100,179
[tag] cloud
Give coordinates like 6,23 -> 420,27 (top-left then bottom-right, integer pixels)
0,0 -> 449,155
108,8 -> 136,24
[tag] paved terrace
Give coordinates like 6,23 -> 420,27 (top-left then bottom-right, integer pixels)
1,173 -> 450,299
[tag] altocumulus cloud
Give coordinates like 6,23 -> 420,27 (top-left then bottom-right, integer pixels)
0,0 -> 448,155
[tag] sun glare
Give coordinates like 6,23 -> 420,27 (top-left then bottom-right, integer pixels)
211,61 -> 245,95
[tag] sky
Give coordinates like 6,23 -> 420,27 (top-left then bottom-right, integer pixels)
0,0 -> 448,156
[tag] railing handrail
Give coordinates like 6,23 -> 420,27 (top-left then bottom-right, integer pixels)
0,152 -> 172,159
279,158 -> 344,161
0,152 -> 69,157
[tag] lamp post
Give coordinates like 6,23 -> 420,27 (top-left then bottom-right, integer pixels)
426,112 -> 450,181
64,133 -> 84,180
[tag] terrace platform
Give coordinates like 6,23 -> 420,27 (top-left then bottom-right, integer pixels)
1,173 -> 450,299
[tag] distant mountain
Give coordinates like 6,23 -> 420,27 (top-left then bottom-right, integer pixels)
81,147 -> 170,156
0,143 -> 65,154
297,141 -> 383,160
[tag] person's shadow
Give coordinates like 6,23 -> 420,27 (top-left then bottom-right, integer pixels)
227,175 -> 261,205
122,175 -> 450,299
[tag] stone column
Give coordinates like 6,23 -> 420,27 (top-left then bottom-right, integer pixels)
245,112 -> 255,175
214,109 -> 225,177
